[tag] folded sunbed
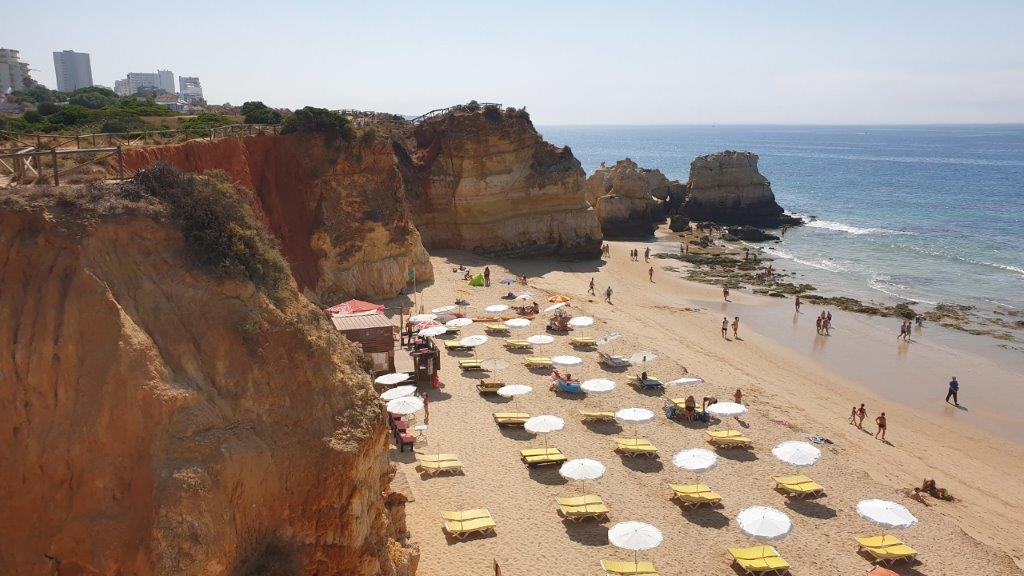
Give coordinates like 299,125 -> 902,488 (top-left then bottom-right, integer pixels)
707,429 -> 752,448
485,324 -> 510,333
417,454 -> 464,476
458,359 -> 483,370
579,410 -> 617,422
524,356 -> 553,368
476,381 -> 505,394
570,336 -> 597,346
520,446 -> 567,466
773,475 -> 825,498
493,412 -> 530,427
600,559 -> 659,575
442,508 -> 496,539
728,545 -> 791,575
669,483 -> 723,508
856,535 -> 918,566
556,494 -> 610,522
504,339 -> 532,349
613,437 -> 658,457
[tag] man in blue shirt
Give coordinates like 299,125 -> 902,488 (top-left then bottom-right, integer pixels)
945,377 -> 959,406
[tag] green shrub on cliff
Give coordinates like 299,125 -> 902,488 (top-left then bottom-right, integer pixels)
178,113 -> 235,131
241,101 -> 282,125
280,106 -> 354,142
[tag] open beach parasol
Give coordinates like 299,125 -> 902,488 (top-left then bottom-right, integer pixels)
408,313 -> 437,324
772,441 -> 821,468
628,351 -> 658,364
616,407 -> 655,440
608,521 -> 663,567
499,278 -> 516,285
548,294 -> 572,303
386,396 -> 424,416
568,316 -> 594,328
460,335 -> 488,347
446,317 -> 473,328
737,506 -> 792,541
498,384 -> 532,411
596,332 -> 622,346
485,304 -> 510,313
672,448 -> 718,475
524,415 -> 565,449
431,305 -> 456,314
706,401 -> 748,418
418,325 -> 448,337
515,292 -> 533,301
857,500 -> 918,529
526,334 -> 555,348
559,458 -> 606,493
553,355 -> 583,367
380,385 -> 417,402
668,376 -> 704,386
581,378 -> 615,394
375,372 -> 410,386
505,318 -> 531,328
543,302 -> 567,313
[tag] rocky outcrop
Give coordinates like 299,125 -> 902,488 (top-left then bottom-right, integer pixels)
396,109 -> 602,257
582,158 -> 665,237
681,151 -> 799,227
0,179 -> 416,576
123,134 -> 432,304
725,225 -> 780,242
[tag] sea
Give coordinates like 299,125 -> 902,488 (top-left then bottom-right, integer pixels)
541,125 -> 1024,317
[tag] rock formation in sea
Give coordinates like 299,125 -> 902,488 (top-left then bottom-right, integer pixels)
123,134 -> 433,305
583,158 -> 684,237
681,150 -> 799,227
395,107 -> 602,257
0,170 -> 417,576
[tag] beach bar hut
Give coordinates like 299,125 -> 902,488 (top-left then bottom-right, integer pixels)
331,312 -> 396,373
325,299 -> 385,316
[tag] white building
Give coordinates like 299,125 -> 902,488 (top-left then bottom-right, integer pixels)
53,50 -> 93,92
0,48 -> 32,93
118,70 -> 176,96
114,78 -> 130,97
178,76 -> 203,103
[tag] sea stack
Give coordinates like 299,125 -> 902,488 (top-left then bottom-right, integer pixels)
583,158 -> 673,237
681,150 -> 798,227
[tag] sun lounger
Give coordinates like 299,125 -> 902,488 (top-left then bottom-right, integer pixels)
417,453 -> 464,476
520,446 -> 568,466
476,381 -> 505,394
552,379 -> 583,394
524,356 -> 553,369
598,351 -> 631,368
493,412 -> 530,427
556,494 -> 610,522
613,437 -> 658,457
570,336 -> 596,347
628,375 -> 664,390
579,410 -> 617,422
442,508 -> 496,539
459,359 -> 483,371
728,545 -> 791,575
707,429 -> 753,448
669,483 -> 723,509
443,340 -> 471,351
856,535 -> 918,566
485,324 -> 511,334
600,559 -> 659,575
773,475 -> 825,498
504,339 -> 533,350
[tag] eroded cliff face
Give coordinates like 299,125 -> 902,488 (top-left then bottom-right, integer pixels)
122,134 -> 432,304
681,150 -> 795,227
0,183 -> 416,575
583,158 -> 673,237
397,110 -> 602,257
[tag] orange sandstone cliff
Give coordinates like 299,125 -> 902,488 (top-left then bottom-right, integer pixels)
122,134 -> 433,304
0,176 -> 417,575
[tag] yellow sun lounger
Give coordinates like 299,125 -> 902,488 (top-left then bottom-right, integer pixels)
476,381 -> 505,394
613,437 -> 658,457
669,483 -> 723,509
504,339 -> 532,350
728,545 -> 792,575
442,508 -> 496,539
570,336 -> 597,347
556,495 -> 610,522
707,429 -> 753,448
773,475 -> 825,498
524,356 -> 553,368
579,410 -> 617,422
459,359 -> 483,370
443,340 -> 471,351
485,324 -> 511,334
520,446 -> 568,466
600,559 -> 659,575
856,535 -> 918,565
417,454 -> 464,476
493,412 -> 531,427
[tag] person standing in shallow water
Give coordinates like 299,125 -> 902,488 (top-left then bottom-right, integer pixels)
723,285 -> 730,301
794,294 -> 801,312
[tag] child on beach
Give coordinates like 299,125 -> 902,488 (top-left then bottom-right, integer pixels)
731,316 -> 740,339
875,412 -> 887,440
721,317 -> 729,338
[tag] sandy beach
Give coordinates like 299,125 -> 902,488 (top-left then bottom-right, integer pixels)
387,232 -> 1024,575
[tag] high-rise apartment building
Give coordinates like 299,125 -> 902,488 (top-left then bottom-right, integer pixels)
120,70 -> 176,95
178,76 -> 203,103
53,50 -> 93,92
0,48 -> 32,93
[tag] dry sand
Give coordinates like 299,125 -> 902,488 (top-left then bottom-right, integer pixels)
386,237 -> 1024,575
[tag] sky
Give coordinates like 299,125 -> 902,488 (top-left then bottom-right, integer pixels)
7,0 -> 1024,124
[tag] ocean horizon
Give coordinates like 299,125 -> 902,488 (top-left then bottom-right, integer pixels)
541,124 -> 1024,322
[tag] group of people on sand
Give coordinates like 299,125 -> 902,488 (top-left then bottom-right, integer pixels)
815,311 -> 833,335
720,316 -> 740,339
669,389 -> 744,422
849,402 -> 887,441
628,247 -> 650,263
897,319 -> 914,342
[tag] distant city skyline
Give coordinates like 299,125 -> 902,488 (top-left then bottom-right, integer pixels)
6,0 -> 1024,124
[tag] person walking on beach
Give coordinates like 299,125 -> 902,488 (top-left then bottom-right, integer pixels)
648,266 -> 654,282
604,286 -> 613,304
721,317 -> 729,339
644,247 -> 650,262
856,403 -> 867,429
897,321 -> 906,341
588,277 -> 596,296
483,266 -> 491,287
849,406 -> 857,425
946,376 -> 960,406
795,294 -> 801,312
815,315 -> 823,335
723,285 -> 730,302
822,312 -> 831,335
731,316 -> 740,339
875,412 -> 887,440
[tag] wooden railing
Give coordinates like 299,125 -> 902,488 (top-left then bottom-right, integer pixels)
410,102 -> 502,125
0,123 -> 280,152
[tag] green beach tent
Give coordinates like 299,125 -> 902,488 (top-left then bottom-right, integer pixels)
468,274 -> 485,287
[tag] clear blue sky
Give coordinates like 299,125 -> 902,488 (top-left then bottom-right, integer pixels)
8,0 -> 1024,124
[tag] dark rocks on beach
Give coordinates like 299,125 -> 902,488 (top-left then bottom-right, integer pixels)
668,215 -> 690,232
724,226 -> 780,242
681,150 -> 803,228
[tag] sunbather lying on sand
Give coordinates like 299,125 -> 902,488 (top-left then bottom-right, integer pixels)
922,478 -> 954,501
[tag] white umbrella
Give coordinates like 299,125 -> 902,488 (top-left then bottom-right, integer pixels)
380,385 -> 417,401
608,521 -> 663,567
628,351 -> 658,364
553,355 -> 583,367
668,376 -> 704,385
375,372 -> 410,386
432,305 -> 456,314
525,415 -> 564,449
386,396 -> 424,416
505,318 -> 531,328
526,334 -> 554,346
418,325 -> 448,337
772,441 -> 821,468
596,332 -> 622,346
616,407 -> 655,440
446,317 -> 473,328
737,506 -> 792,541
498,384 -> 532,411
857,499 -> 918,529
672,448 -> 718,474
543,302 -> 567,313
706,402 -> 748,418
559,458 -> 606,492
485,304 -> 509,313
515,292 -> 533,301
408,313 -> 437,324
460,335 -> 489,347
569,315 -> 594,327
581,378 -> 616,393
